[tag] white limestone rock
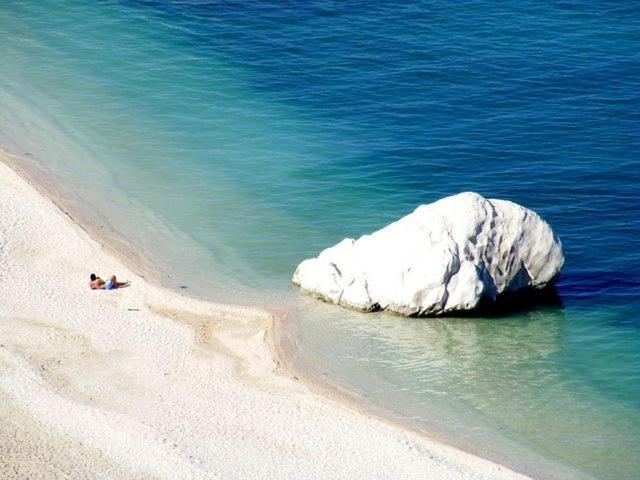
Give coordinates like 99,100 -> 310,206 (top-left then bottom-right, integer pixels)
292,192 -> 564,316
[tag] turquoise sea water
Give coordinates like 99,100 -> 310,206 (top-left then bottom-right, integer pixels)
1,1 -> 639,478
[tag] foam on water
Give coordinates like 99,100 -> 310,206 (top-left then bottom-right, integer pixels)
1,1 -> 639,478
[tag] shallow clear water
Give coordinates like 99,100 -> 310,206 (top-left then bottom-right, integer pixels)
1,1 -> 639,478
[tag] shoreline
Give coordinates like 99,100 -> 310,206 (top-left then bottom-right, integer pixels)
2,146 -> 460,449
274,312 -> 579,480
0,149 -> 530,479
0,147 -> 173,298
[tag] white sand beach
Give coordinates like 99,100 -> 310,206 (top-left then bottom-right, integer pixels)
0,154 -> 529,479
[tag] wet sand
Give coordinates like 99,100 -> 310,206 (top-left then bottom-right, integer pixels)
0,154 -> 528,479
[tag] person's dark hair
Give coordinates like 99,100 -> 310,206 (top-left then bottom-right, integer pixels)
90,273 -> 97,281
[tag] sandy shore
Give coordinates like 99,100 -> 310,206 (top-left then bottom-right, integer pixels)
0,154 -> 529,479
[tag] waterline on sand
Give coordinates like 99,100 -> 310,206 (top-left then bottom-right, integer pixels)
0,151 -> 532,479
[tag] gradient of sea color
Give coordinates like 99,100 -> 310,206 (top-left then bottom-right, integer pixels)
1,1 -> 639,478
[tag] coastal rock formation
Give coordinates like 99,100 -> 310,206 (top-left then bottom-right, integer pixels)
292,192 -> 564,316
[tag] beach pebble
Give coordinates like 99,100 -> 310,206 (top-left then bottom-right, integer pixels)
292,192 -> 564,316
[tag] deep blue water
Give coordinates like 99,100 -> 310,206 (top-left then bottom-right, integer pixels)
1,1 -> 639,478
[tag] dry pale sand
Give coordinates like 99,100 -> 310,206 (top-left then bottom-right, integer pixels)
0,155 -> 530,480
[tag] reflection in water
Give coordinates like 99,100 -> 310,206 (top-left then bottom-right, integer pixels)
292,300 -> 640,480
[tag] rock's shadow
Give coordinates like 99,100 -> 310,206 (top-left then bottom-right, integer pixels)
446,270 -> 640,319
440,284 -> 563,318
556,270 -> 640,302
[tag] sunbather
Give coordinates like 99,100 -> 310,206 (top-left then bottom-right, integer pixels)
89,273 -> 128,290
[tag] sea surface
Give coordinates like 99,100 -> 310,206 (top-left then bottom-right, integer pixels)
1,1 -> 639,478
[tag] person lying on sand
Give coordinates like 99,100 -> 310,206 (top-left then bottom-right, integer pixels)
89,273 -> 129,290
